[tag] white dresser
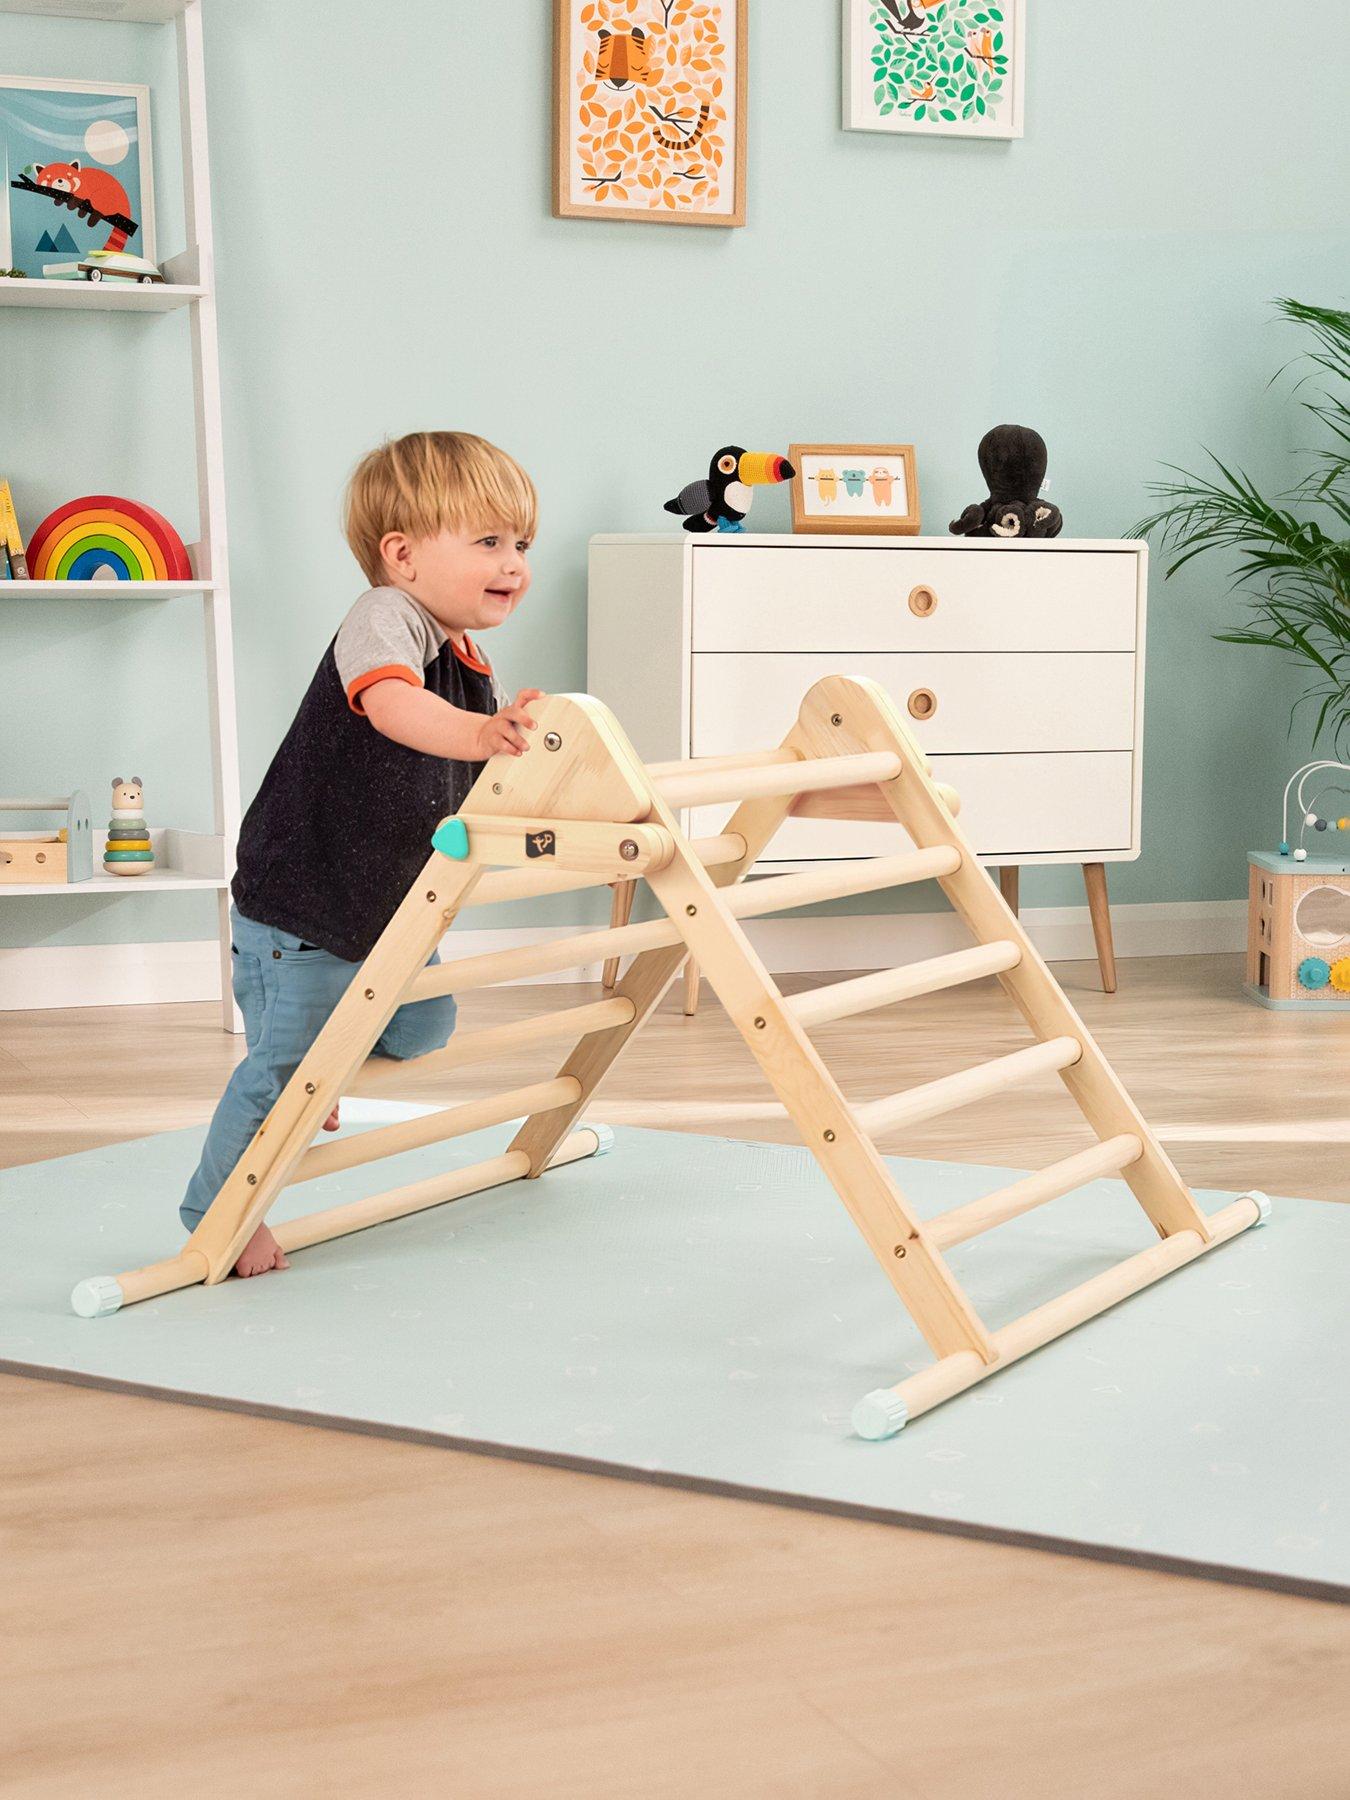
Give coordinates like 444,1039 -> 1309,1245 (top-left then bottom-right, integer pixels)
587,533 -> 1149,992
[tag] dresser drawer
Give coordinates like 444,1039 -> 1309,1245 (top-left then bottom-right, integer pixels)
690,546 -> 1138,653
689,751 -> 1135,860
690,652 -> 1135,756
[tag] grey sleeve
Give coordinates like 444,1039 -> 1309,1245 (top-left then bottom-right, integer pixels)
334,588 -> 439,713
490,672 -> 510,713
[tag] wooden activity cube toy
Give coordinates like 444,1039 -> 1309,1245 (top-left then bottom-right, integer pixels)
0,794 -> 92,886
71,678 -> 1269,1437
1246,850 -> 1350,1009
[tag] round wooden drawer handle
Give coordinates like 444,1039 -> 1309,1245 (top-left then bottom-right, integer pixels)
907,688 -> 937,721
908,584 -> 938,618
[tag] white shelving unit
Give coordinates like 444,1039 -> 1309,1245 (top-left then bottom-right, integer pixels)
0,0 -> 242,1029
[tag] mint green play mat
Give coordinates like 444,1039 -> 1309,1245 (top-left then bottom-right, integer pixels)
0,1113 -> 1343,1601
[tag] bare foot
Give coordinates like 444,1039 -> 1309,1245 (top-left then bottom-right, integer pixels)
233,1221 -> 289,1278
322,1103 -> 340,1132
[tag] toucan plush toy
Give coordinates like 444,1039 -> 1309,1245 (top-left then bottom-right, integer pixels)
664,445 -> 796,533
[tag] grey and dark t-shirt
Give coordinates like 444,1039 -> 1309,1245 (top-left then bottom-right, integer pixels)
231,586 -> 506,962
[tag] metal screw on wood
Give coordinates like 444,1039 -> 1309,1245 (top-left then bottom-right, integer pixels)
544,732 -> 562,751
754,1016 -> 766,1029
246,1173 -> 257,1185
686,904 -> 697,915
620,839 -> 639,860
492,783 -> 503,795
426,891 -> 437,902
894,1244 -> 907,1258
830,713 -> 843,726
364,988 -> 375,999
305,1082 -> 316,1095
823,1129 -> 835,1143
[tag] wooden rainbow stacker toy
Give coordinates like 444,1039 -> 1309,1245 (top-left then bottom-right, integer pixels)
71,676 -> 1270,1437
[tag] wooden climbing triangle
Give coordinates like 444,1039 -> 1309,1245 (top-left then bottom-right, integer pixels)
72,676 -> 1268,1437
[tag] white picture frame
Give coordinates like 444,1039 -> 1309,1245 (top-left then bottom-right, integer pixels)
843,0 -> 1025,141
0,74 -> 156,275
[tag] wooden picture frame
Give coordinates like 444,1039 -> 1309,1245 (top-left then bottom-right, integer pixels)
789,444 -> 921,536
553,0 -> 748,227
842,0 -> 1025,141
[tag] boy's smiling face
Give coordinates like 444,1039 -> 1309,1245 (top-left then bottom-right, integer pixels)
379,521 -> 531,644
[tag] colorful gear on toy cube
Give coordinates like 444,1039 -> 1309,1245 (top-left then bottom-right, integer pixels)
1331,957 -> 1350,994
1297,956 -> 1331,990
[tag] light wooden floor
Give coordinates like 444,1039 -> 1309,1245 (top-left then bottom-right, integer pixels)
2,954 -> 1347,1798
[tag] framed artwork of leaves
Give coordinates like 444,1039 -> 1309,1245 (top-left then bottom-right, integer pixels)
553,0 -> 748,226
843,0 -> 1025,140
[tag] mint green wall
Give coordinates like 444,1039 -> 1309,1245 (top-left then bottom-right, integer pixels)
2,1 -> 1347,953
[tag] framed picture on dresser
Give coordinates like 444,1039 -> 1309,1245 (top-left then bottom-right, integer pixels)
789,443 -> 921,535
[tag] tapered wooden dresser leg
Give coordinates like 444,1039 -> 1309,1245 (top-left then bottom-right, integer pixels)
1082,861 -> 1118,992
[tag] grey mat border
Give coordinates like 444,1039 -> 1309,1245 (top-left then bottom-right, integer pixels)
8,1357 -> 1345,1608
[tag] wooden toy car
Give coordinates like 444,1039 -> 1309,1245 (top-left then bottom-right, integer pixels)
44,250 -> 164,285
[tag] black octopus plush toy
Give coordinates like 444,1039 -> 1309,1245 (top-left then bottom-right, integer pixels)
949,424 -> 1063,539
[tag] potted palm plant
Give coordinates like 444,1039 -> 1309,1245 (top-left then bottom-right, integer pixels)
1133,299 -> 1350,751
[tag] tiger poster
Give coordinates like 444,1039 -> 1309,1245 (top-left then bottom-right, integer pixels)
553,0 -> 747,226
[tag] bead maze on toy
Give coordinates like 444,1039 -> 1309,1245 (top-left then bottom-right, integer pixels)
26,495 -> 192,583
71,677 -> 1270,1436
1247,761 -> 1350,1009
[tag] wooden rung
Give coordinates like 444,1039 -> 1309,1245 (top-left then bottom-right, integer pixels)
855,1194 -> 1264,1434
854,1036 -> 1082,1137
790,941 -> 1021,1029
646,748 -> 801,781
926,1134 -> 1144,1250
290,1077 -> 582,1184
70,1132 -> 606,1315
656,750 -> 902,810
277,1127 -> 602,1255
410,847 -> 958,1002
793,780 -> 963,822
411,917 -> 684,999
728,846 -> 959,917
348,997 -> 636,1095
469,833 -> 745,906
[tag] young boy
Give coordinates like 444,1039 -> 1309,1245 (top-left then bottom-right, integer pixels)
180,431 -> 544,1278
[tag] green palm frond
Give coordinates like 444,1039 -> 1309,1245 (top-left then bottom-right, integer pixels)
1131,298 -> 1350,752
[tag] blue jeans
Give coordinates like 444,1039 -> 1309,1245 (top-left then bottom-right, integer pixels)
180,905 -> 458,1230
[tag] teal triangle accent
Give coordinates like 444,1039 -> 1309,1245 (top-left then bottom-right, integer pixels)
432,816 -> 470,860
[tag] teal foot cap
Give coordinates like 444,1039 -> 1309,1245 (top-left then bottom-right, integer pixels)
852,1388 -> 909,1440
71,1275 -> 124,1318
432,817 -> 470,860
1245,1190 -> 1273,1226
587,1123 -> 615,1157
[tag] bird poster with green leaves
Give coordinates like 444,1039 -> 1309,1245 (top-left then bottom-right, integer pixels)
843,0 -> 1024,139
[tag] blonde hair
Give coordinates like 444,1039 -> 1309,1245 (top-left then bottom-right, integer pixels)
343,431 -> 538,586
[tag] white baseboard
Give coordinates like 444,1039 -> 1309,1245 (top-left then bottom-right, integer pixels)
0,899 -> 1248,1013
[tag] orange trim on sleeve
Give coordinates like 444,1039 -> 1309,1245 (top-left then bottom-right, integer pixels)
347,664 -> 424,715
